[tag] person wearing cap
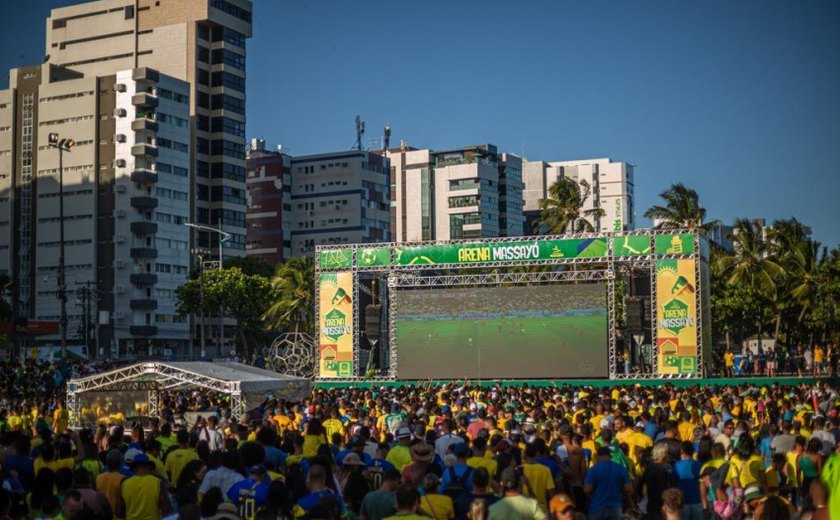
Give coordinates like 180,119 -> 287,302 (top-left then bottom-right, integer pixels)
437,442 -> 474,496
226,464 -> 270,520
385,427 -> 414,472
548,493 -> 582,520
401,442 -> 436,487
338,436 -> 373,467
96,449 -> 127,518
487,466 -> 545,520
626,420 -> 652,467
115,453 -> 171,520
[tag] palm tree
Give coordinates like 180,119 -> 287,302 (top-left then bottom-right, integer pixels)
534,178 -> 604,234
717,218 -> 786,339
0,273 -> 11,321
263,257 -> 315,334
644,182 -> 714,230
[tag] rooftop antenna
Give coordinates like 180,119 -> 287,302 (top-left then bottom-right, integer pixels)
383,124 -> 391,150
353,114 -> 365,151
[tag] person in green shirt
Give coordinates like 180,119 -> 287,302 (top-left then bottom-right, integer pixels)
383,485 -> 431,520
488,467 -> 546,520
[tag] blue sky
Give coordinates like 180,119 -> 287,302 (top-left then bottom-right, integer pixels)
3,0 -> 839,246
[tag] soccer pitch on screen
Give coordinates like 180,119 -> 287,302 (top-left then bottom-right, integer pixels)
395,283 -> 608,379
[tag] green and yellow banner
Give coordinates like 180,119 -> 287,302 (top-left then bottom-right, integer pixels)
318,272 -> 354,378
656,259 -> 698,375
394,237 -> 608,266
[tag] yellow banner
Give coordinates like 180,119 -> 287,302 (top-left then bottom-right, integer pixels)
318,272 -> 354,377
656,259 -> 698,375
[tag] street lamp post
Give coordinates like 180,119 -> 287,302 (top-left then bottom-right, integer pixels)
190,248 -> 208,359
185,222 -> 231,357
48,133 -> 74,363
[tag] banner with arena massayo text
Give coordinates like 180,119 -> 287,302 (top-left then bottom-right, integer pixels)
656,259 -> 698,375
318,272 -> 354,378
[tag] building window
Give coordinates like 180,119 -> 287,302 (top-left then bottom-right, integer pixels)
211,0 -> 252,23
211,48 -> 245,70
211,94 -> 245,114
211,71 -> 245,92
210,139 -> 244,158
210,117 -> 245,137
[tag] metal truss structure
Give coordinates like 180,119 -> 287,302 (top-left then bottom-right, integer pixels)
315,229 -> 709,382
269,332 -> 317,379
67,362 -> 246,427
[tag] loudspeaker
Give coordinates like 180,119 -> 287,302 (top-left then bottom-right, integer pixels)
625,297 -> 644,332
365,304 -> 382,342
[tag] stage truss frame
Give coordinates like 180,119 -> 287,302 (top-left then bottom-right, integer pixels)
315,229 -> 709,382
67,362 -> 246,427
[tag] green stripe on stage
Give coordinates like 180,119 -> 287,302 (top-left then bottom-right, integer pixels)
315,376 -> 839,389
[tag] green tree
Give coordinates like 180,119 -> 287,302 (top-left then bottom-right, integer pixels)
644,182 -> 714,230
534,178 -> 604,234
176,267 -> 272,354
263,257 -> 315,334
807,248 -> 840,343
716,218 -> 786,340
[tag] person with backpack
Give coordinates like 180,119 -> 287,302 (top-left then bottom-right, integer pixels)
438,443 -> 474,500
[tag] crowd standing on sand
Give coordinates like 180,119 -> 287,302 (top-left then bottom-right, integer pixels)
0,360 -> 838,520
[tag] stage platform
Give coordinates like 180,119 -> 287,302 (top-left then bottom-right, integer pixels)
315,375 -> 839,389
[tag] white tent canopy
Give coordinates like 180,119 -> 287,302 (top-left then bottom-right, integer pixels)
67,361 -> 310,427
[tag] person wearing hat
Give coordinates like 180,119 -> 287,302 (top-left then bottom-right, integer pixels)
385,427 -> 414,472
115,453 -> 171,520
549,493 -> 583,520
96,449 -> 126,517
487,467 -> 545,520
401,442 -> 435,487
337,436 -> 373,467
225,464 -> 270,519
625,420 -> 653,467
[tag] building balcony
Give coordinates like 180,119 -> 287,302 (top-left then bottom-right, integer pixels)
130,299 -> 158,311
129,325 -> 158,336
131,143 -> 158,157
130,196 -> 158,210
130,273 -> 158,286
130,221 -> 158,235
130,169 -> 158,184
131,118 -> 158,132
132,67 -> 160,82
132,92 -> 159,108
130,247 -> 158,259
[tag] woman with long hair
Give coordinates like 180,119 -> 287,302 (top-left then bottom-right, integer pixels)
175,459 -> 208,510
302,418 -> 328,459
797,438 -> 823,496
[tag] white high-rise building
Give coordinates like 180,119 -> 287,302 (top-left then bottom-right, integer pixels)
382,144 -> 524,242
523,157 -> 635,234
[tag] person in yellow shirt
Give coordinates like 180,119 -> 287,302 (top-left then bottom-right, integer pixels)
418,473 -> 454,519
115,454 -> 171,520
52,403 -> 69,434
385,428 -> 414,472
813,344 -> 824,375
677,411 -> 696,442
765,454 -> 787,497
384,485 -> 431,520
164,429 -> 199,484
626,421 -> 653,466
322,409 -> 345,442
521,443 -> 555,511
614,416 -> 634,446
724,350 -> 735,377
727,437 -> 766,490
302,418 -> 328,458
466,437 -> 497,478
33,430 -> 84,475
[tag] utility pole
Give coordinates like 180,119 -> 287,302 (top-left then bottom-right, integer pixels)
48,133 -> 74,363
185,222 -> 230,357
190,249 -> 207,359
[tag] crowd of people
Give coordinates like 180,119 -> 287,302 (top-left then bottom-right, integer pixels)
722,344 -> 838,378
0,368 -> 838,520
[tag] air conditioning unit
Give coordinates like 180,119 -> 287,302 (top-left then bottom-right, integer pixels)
114,134 -> 126,143
114,108 -> 127,117
114,209 -> 126,218
115,184 -> 127,194
114,311 -> 125,319
115,159 -> 126,168
113,260 -> 126,268
114,83 -> 127,92
114,286 -> 125,294
115,235 -> 126,243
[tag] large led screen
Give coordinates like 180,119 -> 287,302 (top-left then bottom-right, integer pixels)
395,283 -> 608,379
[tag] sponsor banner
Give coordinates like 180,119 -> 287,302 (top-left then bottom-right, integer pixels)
319,249 -> 353,269
656,259 -> 698,375
357,247 -> 391,267
394,237 -> 608,266
654,233 -> 696,255
614,235 -> 652,257
318,272 -> 354,378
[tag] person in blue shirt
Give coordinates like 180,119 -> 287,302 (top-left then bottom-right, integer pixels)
226,464 -> 270,520
337,436 -> 373,467
584,447 -> 632,520
366,443 -> 396,490
641,412 -> 658,442
438,443 -> 475,495
294,464 -> 344,518
674,442 -> 703,520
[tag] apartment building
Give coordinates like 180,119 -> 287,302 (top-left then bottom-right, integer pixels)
245,139 -> 291,265
45,0 -> 253,258
383,144 -> 525,242
523,157 -> 635,234
0,63 -> 191,357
